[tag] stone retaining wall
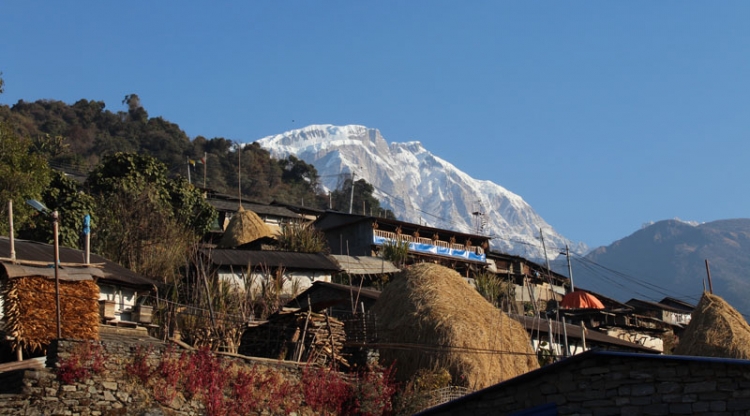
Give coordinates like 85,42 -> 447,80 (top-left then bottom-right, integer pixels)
0,338 -> 305,415
420,351 -> 750,415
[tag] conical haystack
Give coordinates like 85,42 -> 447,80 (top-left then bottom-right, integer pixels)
674,292 -> 750,359
372,263 -> 539,390
218,206 -> 273,248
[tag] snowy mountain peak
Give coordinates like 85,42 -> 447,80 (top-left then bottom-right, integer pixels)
254,125 -> 587,260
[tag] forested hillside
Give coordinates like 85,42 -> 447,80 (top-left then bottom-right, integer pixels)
0,94 -> 390,215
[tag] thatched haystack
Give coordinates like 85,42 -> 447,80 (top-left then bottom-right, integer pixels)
3,276 -> 100,351
673,292 -> 750,359
372,263 -> 539,390
219,206 -> 273,248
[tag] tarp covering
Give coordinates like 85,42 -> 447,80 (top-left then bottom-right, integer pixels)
561,290 -> 605,310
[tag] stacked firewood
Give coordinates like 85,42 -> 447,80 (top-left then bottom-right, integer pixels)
293,311 -> 348,368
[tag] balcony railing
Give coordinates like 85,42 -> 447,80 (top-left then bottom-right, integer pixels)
373,229 -> 484,256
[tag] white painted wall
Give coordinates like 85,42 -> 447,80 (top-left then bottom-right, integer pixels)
605,327 -> 664,352
218,269 -> 331,297
98,284 -> 138,321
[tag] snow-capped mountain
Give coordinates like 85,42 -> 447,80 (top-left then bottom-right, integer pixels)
254,124 -> 587,260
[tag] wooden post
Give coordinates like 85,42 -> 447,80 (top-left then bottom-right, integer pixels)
53,211 -> 62,339
297,296 -> 312,362
705,259 -> 714,294
8,200 -> 15,262
562,316 -> 570,357
581,322 -> 587,351
326,312 -> 336,367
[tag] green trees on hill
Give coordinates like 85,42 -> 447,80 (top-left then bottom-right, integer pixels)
86,153 -> 216,280
0,122 -> 51,237
0,95 -> 392,215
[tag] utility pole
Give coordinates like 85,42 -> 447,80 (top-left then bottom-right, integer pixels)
348,172 -> 356,214
186,157 -> 191,184
565,244 -> 575,292
539,228 -> 553,281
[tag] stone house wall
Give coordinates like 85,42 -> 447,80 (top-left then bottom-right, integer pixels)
420,351 -> 750,416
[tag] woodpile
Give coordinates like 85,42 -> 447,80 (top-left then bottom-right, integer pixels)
238,310 -> 348,368
295,311 -> 348,368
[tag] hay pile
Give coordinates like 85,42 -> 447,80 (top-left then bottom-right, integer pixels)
674,292 -> 750,359
218,206 -> 273,248
372,263 -> 539,390
3,276 -> 100,351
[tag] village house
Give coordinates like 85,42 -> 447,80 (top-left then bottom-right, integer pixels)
312,211 -> 491,276
0,237 -> 157,325
205,191 -> 310,236
200,248 -> 341,297
485,251 -> 570,315
511,313 -> 660,359
0,237 -> 159,363
560,290 -> 676,353
626,297 -> 695,326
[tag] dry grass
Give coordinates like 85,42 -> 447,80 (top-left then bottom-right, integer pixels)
218,206 -> 273,248
674,292 -> 750,359
372,263 -> 539,390
3,276 -> 99,351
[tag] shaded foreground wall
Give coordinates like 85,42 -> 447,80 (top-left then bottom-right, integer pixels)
420,351 -> 750,416
0,338 -> 303,415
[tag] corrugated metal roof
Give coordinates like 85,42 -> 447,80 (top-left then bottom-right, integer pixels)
204,249 -> 341,271
0,237 -> 157,288
207,198 -> 302,219
285,281 -> 381,312
626,298 -> 693,315
1,263 -> 101,281
314,211 -> 491,241
330,255 -> 400,275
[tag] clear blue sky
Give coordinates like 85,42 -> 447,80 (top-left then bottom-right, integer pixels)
2,2 -> 749,249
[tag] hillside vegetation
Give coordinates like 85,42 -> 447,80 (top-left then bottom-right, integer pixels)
0,95 -> 391,215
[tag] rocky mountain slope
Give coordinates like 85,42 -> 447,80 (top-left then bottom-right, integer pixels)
573,219 -> 750,316
254,124 -> 586,260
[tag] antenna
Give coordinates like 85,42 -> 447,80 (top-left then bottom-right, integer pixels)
471,200 -> 486,234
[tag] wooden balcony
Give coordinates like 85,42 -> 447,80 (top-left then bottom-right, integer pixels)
373,229 -> 484,256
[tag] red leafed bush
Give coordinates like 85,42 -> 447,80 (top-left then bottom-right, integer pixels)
57,342 -> 107,384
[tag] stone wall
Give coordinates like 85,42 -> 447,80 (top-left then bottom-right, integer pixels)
420,351 -> 750,415
0,338 -> 305,415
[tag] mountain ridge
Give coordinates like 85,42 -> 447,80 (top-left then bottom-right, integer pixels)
576,218 -> 750,315
254,124 -> 587,260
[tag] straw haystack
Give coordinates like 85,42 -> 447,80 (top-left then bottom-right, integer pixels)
372,263 -> 539,390
673,292 -> 750,359
3,276 -> 100,351
218,206 -> 273,248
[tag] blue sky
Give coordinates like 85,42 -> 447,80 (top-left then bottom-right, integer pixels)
2,2 -> 749,249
